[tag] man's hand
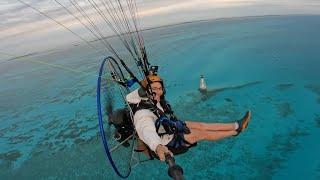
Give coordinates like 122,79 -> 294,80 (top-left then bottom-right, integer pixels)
155,144 -> 173,161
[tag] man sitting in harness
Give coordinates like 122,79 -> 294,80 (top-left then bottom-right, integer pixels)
126,75 -> 251,161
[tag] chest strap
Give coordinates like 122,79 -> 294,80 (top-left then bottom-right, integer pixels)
155,116 -> 191,136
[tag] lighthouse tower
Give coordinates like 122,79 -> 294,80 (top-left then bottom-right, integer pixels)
199,75 -> 207,93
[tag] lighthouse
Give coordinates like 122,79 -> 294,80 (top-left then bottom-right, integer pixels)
199,75 -> 207,93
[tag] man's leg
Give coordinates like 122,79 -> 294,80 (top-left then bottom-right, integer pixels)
184,129 -> 237,144
185,121 -> 236,131
185,111 -> 251,132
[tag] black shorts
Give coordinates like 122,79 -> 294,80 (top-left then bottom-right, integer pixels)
166,133 -> 197,155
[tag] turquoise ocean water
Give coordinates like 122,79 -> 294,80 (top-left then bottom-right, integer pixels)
1,15 -> 320,179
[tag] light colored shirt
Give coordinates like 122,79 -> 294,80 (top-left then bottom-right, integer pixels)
126,89 -> 173,151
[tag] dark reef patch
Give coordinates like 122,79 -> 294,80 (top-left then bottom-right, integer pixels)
275,83 -> 294,91
251,126 -> 306,178
316,163 -> 320,179
305,84 -> 320,104
199,81 -> 262,100
288,126 -> 310,138
33,114 -> 99,155
42,119 -> 60,130
314,114 -> 320,128
224,98 -> 232,102
8,134 -> 33,145
0,124 -> 19,136
276,102 -> 294,118
0,150 -> 22,163
0,135 -> 121,180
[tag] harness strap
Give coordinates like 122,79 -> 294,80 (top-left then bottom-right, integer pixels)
155,116 -> 191,136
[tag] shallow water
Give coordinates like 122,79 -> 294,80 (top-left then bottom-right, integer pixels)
1,15 -> 320,179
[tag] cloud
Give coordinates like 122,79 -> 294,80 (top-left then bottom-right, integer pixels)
138,0 -> 257,17
0,1 -> 90,39
2,0 -> 319,36
0,0 -> 320,56
137,0 -> 320,17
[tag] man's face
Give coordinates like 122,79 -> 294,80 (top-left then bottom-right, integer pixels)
150,82 -> 163,101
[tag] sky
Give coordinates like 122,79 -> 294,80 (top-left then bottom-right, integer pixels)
0,0 -> 319,59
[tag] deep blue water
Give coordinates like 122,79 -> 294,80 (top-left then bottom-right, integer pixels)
1,15 -> 320,179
